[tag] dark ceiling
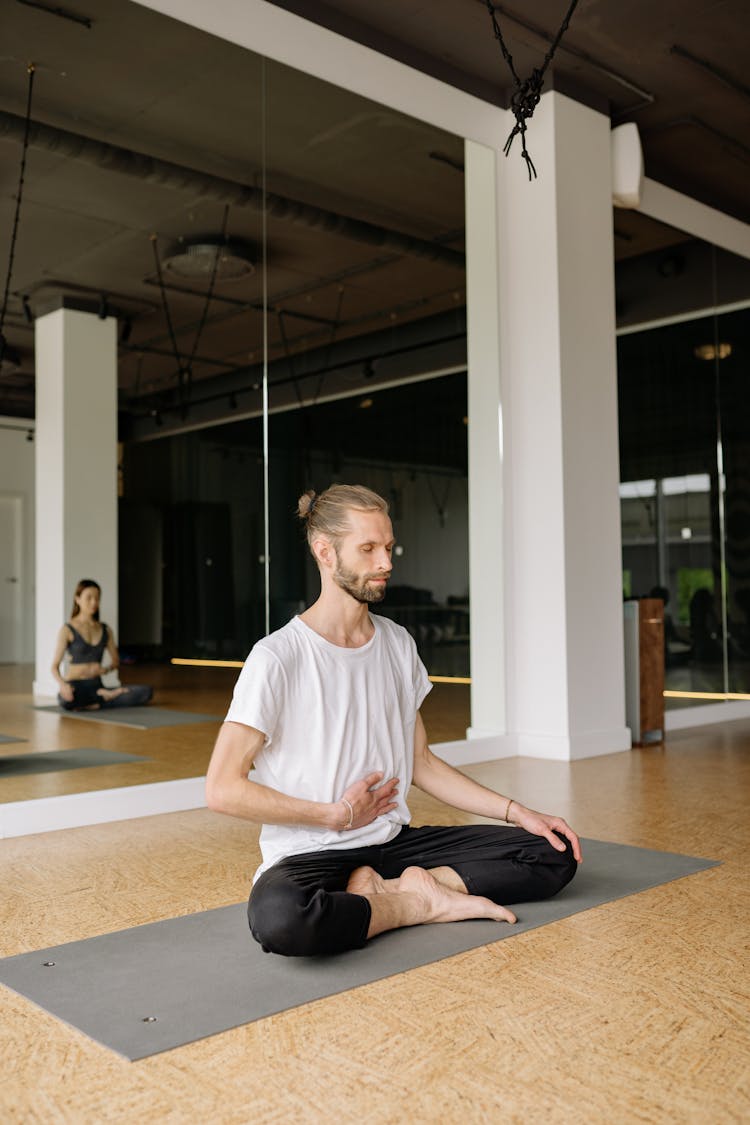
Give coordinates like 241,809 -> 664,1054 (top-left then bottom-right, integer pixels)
0,0 -> 747,442
274,0 -> 750,222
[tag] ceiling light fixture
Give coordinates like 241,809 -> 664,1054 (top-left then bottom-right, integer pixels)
694,343 -> 732,361
163,239 -> 255,282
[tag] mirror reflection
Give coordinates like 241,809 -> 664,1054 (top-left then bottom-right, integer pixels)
0,0 -> 469,805
616,221 -> 750,707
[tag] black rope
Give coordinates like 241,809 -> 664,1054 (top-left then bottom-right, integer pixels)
276,309 -> 305,408
485,1 -> 580,179
428,475 -> 452,529
184,204 -> 229,405
0,63 -> 35,366
150,210 -> 233,417
313,284 -> 345,407
150,233 -> 187,409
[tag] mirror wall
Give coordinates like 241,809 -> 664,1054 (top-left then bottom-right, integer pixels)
616,222 -> 750,707
0,0 -> 471,804
116,27 -> 470,680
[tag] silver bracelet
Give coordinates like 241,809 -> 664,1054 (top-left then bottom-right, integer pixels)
340,798 -> 354,830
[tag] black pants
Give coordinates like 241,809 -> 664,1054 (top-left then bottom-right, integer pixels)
58,677 -> 153,711
248,824 -> 577,957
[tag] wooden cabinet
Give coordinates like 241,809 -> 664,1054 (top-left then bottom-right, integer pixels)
624,598 -> 665,746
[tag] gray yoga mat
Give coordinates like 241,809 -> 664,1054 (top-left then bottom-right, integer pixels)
0,734 -> 26,745
34,705 -> 222,730
0,839 -> 717,1061
0,747 -> 148,776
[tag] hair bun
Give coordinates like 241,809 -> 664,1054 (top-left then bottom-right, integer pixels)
298,490 -> 317,519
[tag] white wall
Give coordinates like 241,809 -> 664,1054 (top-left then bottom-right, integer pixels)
0,418 -> 35,661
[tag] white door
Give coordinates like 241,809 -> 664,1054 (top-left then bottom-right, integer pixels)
0,495 -> 23,662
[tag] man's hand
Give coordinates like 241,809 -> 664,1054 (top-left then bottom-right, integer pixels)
338,772 -> 399,830
509,802 -> 583,862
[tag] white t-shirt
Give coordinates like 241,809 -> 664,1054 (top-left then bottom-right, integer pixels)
225,614 -> 432,880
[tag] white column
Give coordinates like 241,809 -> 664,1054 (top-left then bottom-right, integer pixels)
465,140 -> 506,745
33,306 -> 118,697
498,91 -> 630,760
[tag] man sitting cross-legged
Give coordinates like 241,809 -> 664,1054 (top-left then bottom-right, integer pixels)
206,484 -> 580,957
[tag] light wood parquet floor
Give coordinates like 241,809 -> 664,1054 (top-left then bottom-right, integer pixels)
1,665 -> 748,1123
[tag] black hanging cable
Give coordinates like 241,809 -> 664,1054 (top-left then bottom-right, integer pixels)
428,474 -> 452,529
312,284 -> 345,407
0,63 -> 35,365
485,1 -> 580,179
150,233 -> 188,412
276,309 -> 305,408
184,204 -> 230,406
150,210 -> 232,418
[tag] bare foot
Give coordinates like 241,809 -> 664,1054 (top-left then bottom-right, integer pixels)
96,687 -> 127,702
427,865 -> 468,894
398,866 -> 516,925
347,865 -> 397,896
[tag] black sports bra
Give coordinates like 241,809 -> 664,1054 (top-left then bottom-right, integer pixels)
66,622 -> 108,664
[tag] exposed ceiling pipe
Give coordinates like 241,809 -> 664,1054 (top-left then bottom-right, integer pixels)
0,110 -> 465,270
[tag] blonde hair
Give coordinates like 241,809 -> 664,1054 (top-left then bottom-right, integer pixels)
298,484 -> 389,553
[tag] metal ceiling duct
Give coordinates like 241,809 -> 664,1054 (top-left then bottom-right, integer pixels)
0,110 -> 464,270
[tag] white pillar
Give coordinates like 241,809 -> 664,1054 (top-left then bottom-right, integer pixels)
465,140 -> 506,744
498,91 -> 630,759
33,305 -> 118,697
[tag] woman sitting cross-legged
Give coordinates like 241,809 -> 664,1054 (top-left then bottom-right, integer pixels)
52,578 -> 153,711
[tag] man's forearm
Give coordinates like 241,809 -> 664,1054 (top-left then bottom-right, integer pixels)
206,773 -> 347,831
412,748 -> 516,821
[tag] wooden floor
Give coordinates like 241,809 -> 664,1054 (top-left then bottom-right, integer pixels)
1,667 -> 748,1123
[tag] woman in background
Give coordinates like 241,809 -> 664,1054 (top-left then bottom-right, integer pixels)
51,578 -> 153,711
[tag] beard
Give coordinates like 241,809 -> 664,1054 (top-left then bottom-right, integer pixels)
333,558 -> 389,603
